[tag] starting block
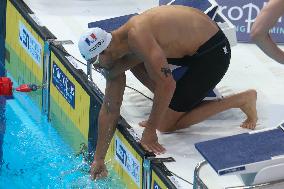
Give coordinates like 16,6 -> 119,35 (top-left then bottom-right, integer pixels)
195,122 -> 284,186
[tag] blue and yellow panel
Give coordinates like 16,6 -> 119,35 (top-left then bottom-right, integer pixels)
151,171 -> 168,189
106,130 -> 143,189
5,0 -> 43,108
49,52 -> 89,150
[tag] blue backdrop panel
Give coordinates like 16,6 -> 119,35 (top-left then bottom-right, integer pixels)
160,0 -> 212,12
195,127 -> 284,175
88,13 -> 138,32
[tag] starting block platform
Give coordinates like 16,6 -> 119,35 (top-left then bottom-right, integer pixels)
195,122 -> 284,186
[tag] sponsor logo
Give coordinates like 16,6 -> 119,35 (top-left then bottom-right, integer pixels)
115,136 -> 140,187
52,62 -> 75,108
223,46 -> 228,54
89,39 -> 104,52
19,21 -> 42,65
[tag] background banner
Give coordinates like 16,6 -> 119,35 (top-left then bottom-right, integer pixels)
215,0 -> 284,43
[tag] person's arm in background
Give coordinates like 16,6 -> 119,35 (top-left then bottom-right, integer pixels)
90,73 -> 126,180
250,0 -> 284,64
128,26 -> 176,154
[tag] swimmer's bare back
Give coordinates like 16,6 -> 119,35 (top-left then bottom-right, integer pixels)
115,5 -> 220,58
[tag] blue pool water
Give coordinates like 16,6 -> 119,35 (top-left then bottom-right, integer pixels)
0,92 -> 126,189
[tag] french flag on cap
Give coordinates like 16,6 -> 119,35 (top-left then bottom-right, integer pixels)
85,33 -> 97,46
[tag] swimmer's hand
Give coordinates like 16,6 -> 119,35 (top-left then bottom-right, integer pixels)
140,127 -> 166,155
90,160 -> 108,180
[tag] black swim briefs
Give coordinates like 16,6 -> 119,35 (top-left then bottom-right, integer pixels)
167,29 -> 231,112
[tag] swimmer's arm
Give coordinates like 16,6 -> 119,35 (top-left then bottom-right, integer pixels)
250,0 -> 284,64
93,73 -> 126,163
128,28 -> 176,130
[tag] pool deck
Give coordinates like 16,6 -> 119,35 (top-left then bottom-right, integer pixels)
22,0 -> 284,188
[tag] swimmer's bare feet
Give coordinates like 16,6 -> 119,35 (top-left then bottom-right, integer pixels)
139,120 -> 147,127
239,90 -> 258,130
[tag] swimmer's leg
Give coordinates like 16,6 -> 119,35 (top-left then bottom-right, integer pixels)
131,63 -> 258,131
171,90 -> 258,131
140,90 -> 258,132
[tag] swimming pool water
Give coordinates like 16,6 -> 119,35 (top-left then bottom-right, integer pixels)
0,92 -> 126,189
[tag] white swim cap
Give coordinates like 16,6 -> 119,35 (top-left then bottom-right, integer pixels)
78,27 -> 112,61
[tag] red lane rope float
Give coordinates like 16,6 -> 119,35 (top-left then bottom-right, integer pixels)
0,77 -> 42,96
16,84 -> 38,92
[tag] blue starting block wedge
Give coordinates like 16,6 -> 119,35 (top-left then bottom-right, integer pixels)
195,123 -> 284,176
88,13 -> 138,31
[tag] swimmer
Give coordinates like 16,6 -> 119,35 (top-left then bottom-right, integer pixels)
78,5 -> 258,179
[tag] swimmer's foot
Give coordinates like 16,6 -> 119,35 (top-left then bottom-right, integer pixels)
239,90 -> 258,130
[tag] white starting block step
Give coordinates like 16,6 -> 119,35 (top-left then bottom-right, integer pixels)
195,122 -> 284,186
